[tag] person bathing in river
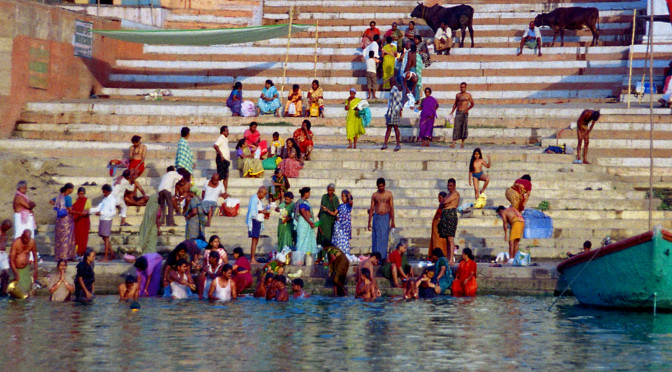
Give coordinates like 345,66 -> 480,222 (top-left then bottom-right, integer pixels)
255,273 -> 275,298
208,264 -> 237,301
119,275 -> 139,301
356,268 -> 378,301
468,148 -> 491,199
168,259 -> 195,300
266,275 -> 289,302
9,229 -> 39,299
292,278 -> 310,299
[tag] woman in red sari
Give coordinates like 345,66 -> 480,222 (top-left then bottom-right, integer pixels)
452,247 -> 477,297
293,119 -> 314,160
72,187 -> 91,257
244,122 -> 268,157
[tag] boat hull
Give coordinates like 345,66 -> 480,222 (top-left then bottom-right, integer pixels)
557,229 -> 672,309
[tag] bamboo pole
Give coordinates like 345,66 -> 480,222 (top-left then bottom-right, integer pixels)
150,0 -> 155,27
97,0 -> 100,17
639,26 -> 650,103
280,6 -> 294,107
627,9 -> 637,108
648,5 -> 654,231
313,19 -> 319,80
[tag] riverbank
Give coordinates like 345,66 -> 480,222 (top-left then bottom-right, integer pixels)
31,259 -> 563,297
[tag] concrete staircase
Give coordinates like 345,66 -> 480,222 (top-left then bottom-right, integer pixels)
96,0 -> 672,106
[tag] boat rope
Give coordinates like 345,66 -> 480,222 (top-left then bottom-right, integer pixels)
547,246 -> 605,312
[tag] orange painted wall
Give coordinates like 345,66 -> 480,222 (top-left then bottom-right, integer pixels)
0,0 -> 137,138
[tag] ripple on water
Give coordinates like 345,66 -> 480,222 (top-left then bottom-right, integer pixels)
0,295 -> 670,370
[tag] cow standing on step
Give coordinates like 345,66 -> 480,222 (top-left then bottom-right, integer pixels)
410,3 -> 474,48
534,7 -> 600,47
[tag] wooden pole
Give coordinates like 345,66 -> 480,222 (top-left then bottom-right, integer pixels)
150,0 -> 155,27
639,26 -> 650,103
313,19 -> 319,80
627,9 -> 637,108
648,5 -> 654,231
97,0 -> 100,17
280,6 -> 294,106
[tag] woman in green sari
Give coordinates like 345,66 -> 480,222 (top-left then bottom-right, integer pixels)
381,36 -> 397,90
345,88 -> 365,149
185,185 -> 207,240
138,193 -> 161,253
317,184 -> 339,247
432,248 -> 452,294
276,191 -> 295,250
295,187 -> 317,258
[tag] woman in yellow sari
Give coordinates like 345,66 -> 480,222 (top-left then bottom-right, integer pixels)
235,139 -> 264,178
284,84 -> 303,117
306,79 -> 324,117
344,88 -> 365,149
381,36 -> 397,90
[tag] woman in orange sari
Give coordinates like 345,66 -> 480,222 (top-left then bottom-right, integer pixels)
429,191 -> 448,261
452,247 -> 477,296
72,187 -> 91,257
293,119 -> 314,160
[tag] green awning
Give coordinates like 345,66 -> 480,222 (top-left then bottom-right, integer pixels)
93,24 -> 312,46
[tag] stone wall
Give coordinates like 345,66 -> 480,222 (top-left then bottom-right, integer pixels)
0,0 -> 132,138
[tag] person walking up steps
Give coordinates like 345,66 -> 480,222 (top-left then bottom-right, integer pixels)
468,148 -> 491,199
450,82 -> 474,149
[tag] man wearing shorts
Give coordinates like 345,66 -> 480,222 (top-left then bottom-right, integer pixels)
366,50 -> 379,100
89,184 -> 117,261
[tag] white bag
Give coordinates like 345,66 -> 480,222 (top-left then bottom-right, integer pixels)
287,102 -> 296,115
241,100 -> 256,117
225,198 -> 240,208
0,251 -> 8,270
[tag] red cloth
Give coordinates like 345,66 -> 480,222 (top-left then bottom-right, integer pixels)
244,129 -> 268,156
514,179 -> 532,193
388,249 -> 402,269
129,159 -> 145,177
72,197 -> 90,256
452,259 -> 477,297
232,256 -> 253,291
293,128 -> 314,153
668,0 -> 672,24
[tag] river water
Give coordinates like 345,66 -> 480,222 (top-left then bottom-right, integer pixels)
0,295 -> 670,371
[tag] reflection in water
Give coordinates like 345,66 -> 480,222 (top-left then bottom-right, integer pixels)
0,295 -> 670,370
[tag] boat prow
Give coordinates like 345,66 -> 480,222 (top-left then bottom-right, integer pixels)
557,228 -> 672,310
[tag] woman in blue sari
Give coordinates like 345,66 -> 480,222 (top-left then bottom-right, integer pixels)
294,187 -> 317,260
227,81 -> 243,116
332,190 -> 353,254
432,248 -> 452,294
256,79 -> 281,117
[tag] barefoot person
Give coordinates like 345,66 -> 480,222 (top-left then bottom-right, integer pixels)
517,21 -> 542,57
449,82 -> 474,148
13,181 -> 36,239
382,78 -> 403,152
496,206 -> 525,261
356,268 -> 377,301
9,230 -> 38,299
368,178 -> 395,260
214,125 -> 231,191
356,252 -> 381,297
201,172 -> 227,227
246,187 -> 270,264
118,275 -> 139,301
89,184 -> 117,262
468,148 -> 491,199
440,178 -> 460,264
575,110 -> 600,164
128,135 -> 147,179
382,239 -> 410,288
345,88 -> 365,149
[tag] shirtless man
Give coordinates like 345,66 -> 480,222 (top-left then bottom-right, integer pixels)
9,230 -> 38,298
0,220 -> 13,295
449,82 -> 475,149
266,275 -> 289,302
128,135 -> 147,179
368,178 -> 395,260
118,275 -> 139,301
123,174 -> 149,208
13,181 -> 36,239
496,206 -> 525,261
442,178 -> 460,264
575,110 -> 600,164
356,268 -> 377,301
173,168 -> 192,214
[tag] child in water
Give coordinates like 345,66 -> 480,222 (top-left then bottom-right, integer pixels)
292,278 -> 310,299
254,273 -> 275,298
266,275 -> 289,302
356,268 -> 377,301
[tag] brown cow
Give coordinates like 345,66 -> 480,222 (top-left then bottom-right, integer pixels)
534,7 -> 600,47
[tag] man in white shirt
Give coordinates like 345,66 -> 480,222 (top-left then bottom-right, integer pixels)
366,50 -> 380,100
213,125 -> 230,191
89,184 -> 117,261
434,22 -> 452,55
158,166 -> 183,227
246,187 -> 269,264
112,170 -> 137,227
202,172 -> 228,227
518,21 -> 542,57
363,33 -> 380,60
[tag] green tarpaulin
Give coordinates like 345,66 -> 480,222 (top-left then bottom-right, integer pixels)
93,24 -> 312,46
